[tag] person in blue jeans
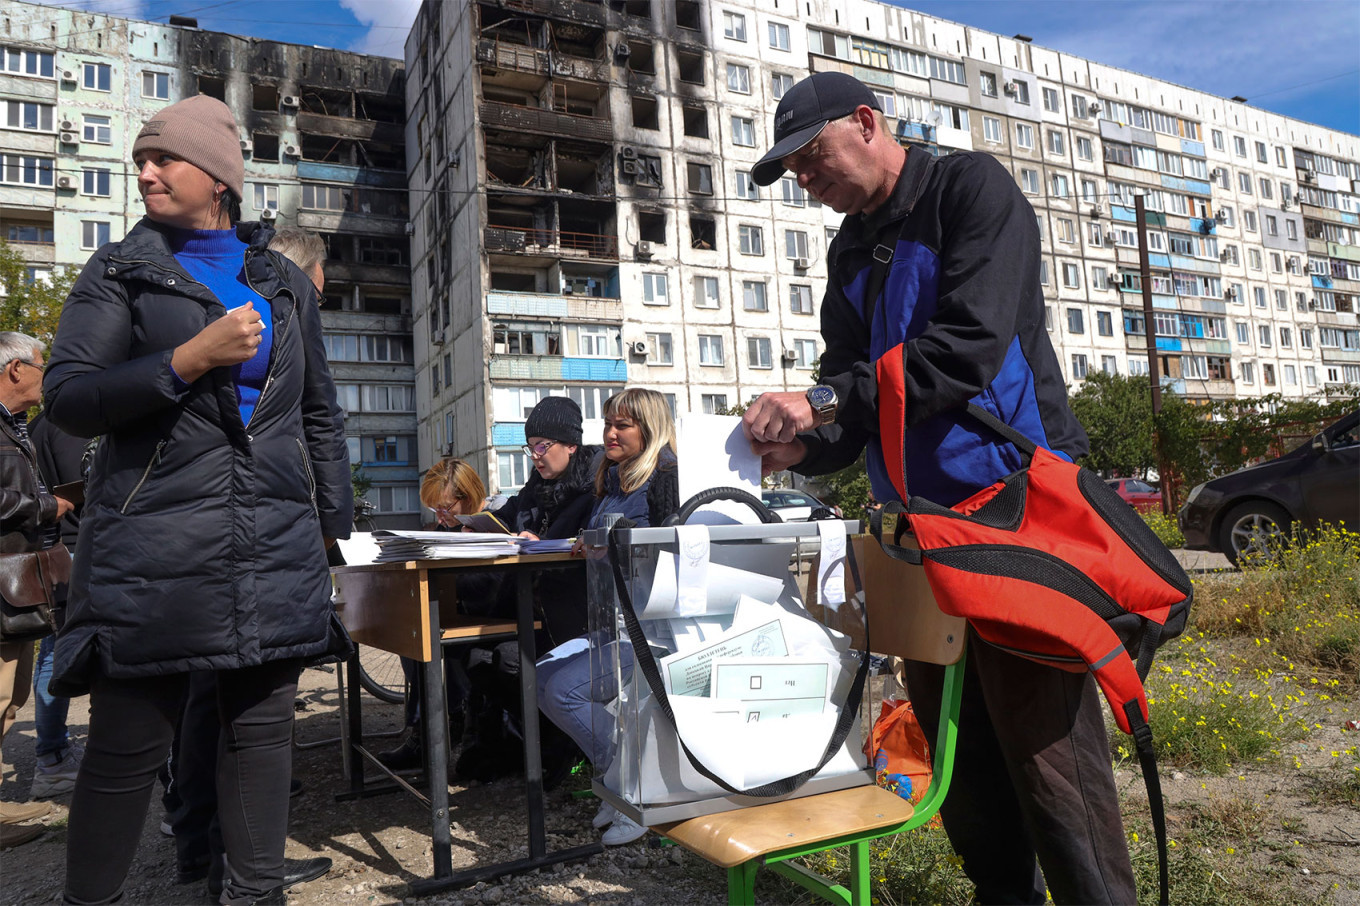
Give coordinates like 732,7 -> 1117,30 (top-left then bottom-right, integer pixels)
537,388 -> 679,846
27,411 -> 86,799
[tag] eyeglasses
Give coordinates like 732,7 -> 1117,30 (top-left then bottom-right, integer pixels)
522,440 -> 559,458
780,136 -> 827,174
13,359 -> 44,374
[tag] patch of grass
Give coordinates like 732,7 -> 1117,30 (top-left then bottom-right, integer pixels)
1305,744 -> 1360,809
767,823 -> 972,906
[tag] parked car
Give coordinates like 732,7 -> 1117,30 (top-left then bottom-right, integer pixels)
760,490 -> 841,522
1178,410 -> 1359,566
1105,478 -> 1162,513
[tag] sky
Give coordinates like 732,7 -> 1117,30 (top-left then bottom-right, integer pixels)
34,0 -> 1360,135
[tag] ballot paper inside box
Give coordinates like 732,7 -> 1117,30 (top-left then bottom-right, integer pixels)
584,520 -> 871,826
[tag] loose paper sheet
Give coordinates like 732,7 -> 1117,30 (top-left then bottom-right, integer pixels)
675,415 -> 763,525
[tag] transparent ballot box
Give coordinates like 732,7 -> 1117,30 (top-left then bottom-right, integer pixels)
583,519 -> 871,825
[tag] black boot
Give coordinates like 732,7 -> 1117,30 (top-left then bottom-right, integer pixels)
375,728 -> 423,773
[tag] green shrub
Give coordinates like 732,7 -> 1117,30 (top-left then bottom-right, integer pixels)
1141,510 -> 1185,549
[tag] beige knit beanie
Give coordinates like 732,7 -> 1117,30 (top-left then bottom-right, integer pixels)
132,95 -> 244,201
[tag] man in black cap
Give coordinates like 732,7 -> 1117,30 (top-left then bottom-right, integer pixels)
741,73 -> 1133,904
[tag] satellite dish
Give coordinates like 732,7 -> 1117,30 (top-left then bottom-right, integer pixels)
926,110 -> 944,127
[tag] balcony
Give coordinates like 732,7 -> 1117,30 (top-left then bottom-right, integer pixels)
476,39 -> 609,82
486,289 -> 622,322
479,100 -> 612,144
1320,347 -> 1360,364
484,224 -> 618,261
479,0 -> 607,27
489,354 -> 626,382
1,239 -> 54,264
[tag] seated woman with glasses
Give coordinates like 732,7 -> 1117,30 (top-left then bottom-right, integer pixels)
536,388 -> 679,845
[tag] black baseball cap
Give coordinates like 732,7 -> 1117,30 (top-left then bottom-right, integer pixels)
752,72 -> 881,186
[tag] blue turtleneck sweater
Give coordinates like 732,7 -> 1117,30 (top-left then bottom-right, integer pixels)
168,228 -> 272,426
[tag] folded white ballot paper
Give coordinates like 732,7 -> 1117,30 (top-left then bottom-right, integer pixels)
640,551 -> 784,619
675,415 -> 763,525
710,657 -> 830,722
660,617 -> 789,697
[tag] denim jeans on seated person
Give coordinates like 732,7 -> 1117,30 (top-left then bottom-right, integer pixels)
536,634 -> 632,770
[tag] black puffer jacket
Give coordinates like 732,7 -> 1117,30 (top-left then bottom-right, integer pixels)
42,219 -> 352,694
496,445 -> 603,539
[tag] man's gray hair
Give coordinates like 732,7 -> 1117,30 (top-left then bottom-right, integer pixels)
0,331 -> 43,368
268,227 -> 326,275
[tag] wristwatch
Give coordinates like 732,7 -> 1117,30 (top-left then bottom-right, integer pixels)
806,385 -> 838,426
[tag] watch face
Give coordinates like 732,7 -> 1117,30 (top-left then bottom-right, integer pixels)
808,386 -> 835,408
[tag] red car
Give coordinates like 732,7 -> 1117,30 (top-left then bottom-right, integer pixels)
1105,478 -> 1162,513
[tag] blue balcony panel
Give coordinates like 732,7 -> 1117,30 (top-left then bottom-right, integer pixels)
1180,139 -> 1206,158
563,357 -> 627,381
487,291 -> 569,318
1170,254 -> 1220,274
296,161 -> 404,188
1149,253 -> 1171,269
1155,337 -> 1183,351
1152,294 -> 1179,310
1313,275 -> 1335,289
1111,205 -> 1137,222
1187,217 -> 1216,236
492,423 -> 527,446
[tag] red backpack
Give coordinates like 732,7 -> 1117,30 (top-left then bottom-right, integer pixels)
874,403 -> 1191,906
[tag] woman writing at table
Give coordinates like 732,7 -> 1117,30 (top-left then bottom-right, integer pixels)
43,96 -> 350,905
535,388 -> 678,845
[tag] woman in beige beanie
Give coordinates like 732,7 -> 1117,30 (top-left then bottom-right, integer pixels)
44,94 -> 351,906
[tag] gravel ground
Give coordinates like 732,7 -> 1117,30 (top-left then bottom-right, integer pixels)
0,662 -> 730,905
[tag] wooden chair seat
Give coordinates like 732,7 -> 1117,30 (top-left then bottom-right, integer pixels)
655,784 -> 914,869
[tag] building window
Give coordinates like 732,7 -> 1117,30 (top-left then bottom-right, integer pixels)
252,183 -> 278,212
301,183 -> 345,211
0,154 -> 53,187
1042,86 -> 1059,111
1236,321 -> 1252,346
693,275 -> 720,308
731,116 -> 755,147
1057,217 -> 1074,243
742,280 -> 768,311
1052,175 -> 1070,199
1071,354 -> 1088,379
1258,324 -> 1272,347
1305,365 -> 1317,386
1300,328 -> 1312,349
979,72 -> 998,98
768,21 -> 791,50
80,220 -> 110,250
1096,310 -> 1113,336
142,70 -> 169,99
789,284 -> 814,314
2,100 -> 53,132
1238,171 -> 1252,194
1262,363 -> 1276,386
81,167 -> 110,197
1046,130 -> 1065,155
734,170 -> 759,200
1280,327 -> 1292,348
794,338 -> 818,368
1274,288 -> 1287,310
1076,136 -> 1093,161
982,116 -> 1001,143
1243,210 -> 1257,232
726,63 -> 750,94
645,332 -> 673,364
686,161 -> 713,195
748,336 -> 773,368
1101,355 -> 1118,375
701,393 -> 728,414
82,62 -> 111,92
738,224 -> 764,256
784,229 -> 809,259
1015,123 -> 1034,149
1233,136 -> 1247,157
1211,130 -> 1224,151
698,334 -> 724,365
780,177 -> 806,207
1066,307 -> 1084,334
642,272 -> 668,305
1020,169 -> 1039,194
1011,79 -> 1030,104
771,72 -> 794,99
498,452 -> 530,490
1062,263 -> 1080,288
722,11 -> 746,41
1,47 -> 54,78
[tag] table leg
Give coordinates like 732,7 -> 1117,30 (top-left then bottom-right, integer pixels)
425,593 -> 454,879
346,646 -> 365,795
517,568 -> 547,859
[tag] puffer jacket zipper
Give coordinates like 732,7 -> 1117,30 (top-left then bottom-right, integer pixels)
121,440 -> 166,513
295,437 -> 318,515
247,292 -> 295,430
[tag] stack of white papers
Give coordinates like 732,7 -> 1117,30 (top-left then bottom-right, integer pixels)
370,530 -> 519,562
515,538 -> 576,555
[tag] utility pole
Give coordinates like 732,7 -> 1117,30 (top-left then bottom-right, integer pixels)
1135,194 -> 1173,514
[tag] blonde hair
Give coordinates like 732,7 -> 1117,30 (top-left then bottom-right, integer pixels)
595,388 -> 676,496
420,458 -> 486,511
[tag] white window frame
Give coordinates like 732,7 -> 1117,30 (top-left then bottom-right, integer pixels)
723,10 -> 746,41
698,333 -> 725,365
642,272 -> 668,305
141,70 -> 169,100
82,61 -> 111,92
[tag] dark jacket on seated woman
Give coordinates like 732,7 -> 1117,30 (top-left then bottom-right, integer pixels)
496,444 -> 603,541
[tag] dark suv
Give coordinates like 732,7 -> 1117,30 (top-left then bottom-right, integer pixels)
1178,409 -> 1358,565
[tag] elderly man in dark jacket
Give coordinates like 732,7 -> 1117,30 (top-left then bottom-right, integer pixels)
0,331 -> 75,848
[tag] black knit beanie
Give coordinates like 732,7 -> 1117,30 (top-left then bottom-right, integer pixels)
523,396 -> 583,446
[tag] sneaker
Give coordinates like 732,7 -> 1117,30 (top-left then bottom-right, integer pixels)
375,734 -> 423,774
592,801 -> 620,830
160,815 -> 175,837
31,743 -> 83,799
600,812 -> 646,846
0,822 -> 44,848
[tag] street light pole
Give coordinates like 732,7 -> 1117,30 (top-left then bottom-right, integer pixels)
1135,194 -> 1173,514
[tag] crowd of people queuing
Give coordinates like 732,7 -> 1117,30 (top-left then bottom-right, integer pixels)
2,65 -> 1132,906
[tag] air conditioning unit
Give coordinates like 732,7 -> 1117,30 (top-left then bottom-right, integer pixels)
1219,250 -> 1231,262
1214,209 -> 1228,223
404,221 -> 415,235
432,327 -> 446,345
1003,81 -> 1018,96
281,95 -> 300,108
1107,274 -> 1120,288
1280,198 -> 1291,210
635,240 -> 653,258
1088,102 -> 1102,115
630,339 -> 650,356
1089,205 -> 1102,219
60,69 -> 76,83
792,256 -> 810,270
1287,257 -> 1300,272
1301,171 -> 1314,183
56,175 -> 73,189
613,43 -> 632,61
259,206 -> 277,222
1224,287 -> 1238,301
59,131 -> 78,144
283,144 -> 300,157
781,348 -> 798,362
1211,168 -> 1225,180
1308,298 -> 1317,311
59,119 -> 76,132
240,139 -> 253,152
620,159 -> 638,175
1103,231 -> 1117,244
620,146 -> 638,160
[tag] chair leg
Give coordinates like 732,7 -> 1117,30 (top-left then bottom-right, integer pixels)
850,840 -> 872,906
727,859 -> 760,906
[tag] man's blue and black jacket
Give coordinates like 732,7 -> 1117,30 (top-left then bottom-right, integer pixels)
795,149 -> 1088,507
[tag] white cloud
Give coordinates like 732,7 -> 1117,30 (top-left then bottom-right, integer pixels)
339,0 -> 422,59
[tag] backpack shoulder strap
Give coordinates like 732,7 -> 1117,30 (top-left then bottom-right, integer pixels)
860,152 -> 936,334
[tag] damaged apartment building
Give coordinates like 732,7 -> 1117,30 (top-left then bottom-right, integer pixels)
0,0 -> 420,526
407,0 -> 830,490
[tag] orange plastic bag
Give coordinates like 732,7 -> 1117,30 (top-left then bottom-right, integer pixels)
864,697 -> 932,803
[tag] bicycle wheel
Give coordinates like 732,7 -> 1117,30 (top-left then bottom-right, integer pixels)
357,645 -> 406,704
